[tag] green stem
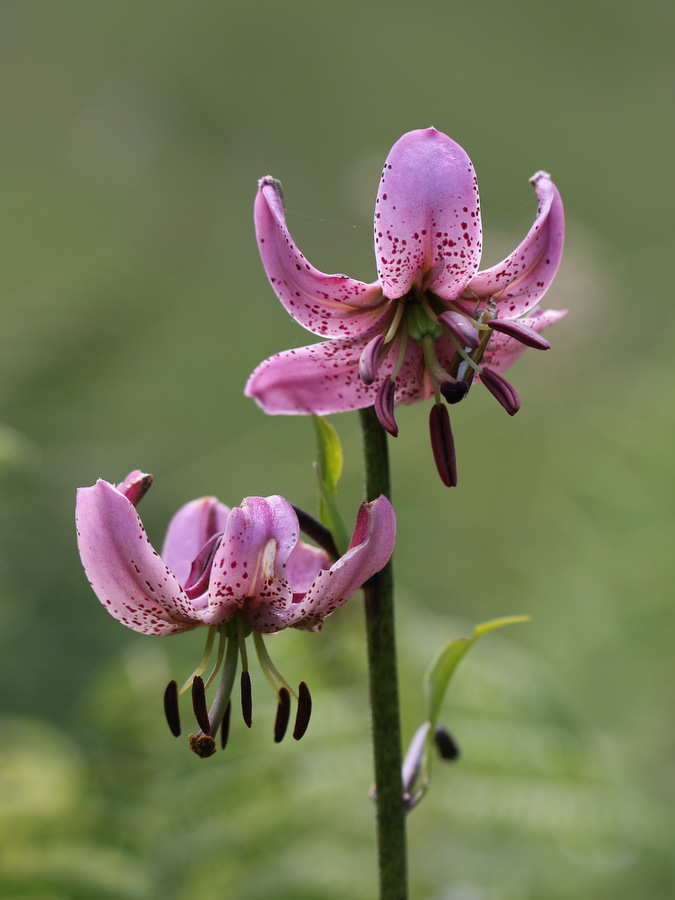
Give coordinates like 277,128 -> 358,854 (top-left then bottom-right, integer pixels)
359,406 -> 408,900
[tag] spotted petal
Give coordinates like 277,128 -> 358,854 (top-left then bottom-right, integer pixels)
206,496 -> 300,624
76,480 -> 199,635
255,177 -> 384,338
466,171 -> 564,318
246,334 -> 377,416
285,541 -> 332,594
246,326 -> 433,416
243,496 -> 396,632
375,128 -> 482,300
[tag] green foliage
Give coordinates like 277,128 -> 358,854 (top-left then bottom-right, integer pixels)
407,615 -> 531,806
425,616 -> 531,727
312,415 -> 349,554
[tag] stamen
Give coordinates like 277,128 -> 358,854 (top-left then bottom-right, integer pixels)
203,626 -> 227,690
434,725 -> 460,761
480,367 -> 521,415
253,631 -> 297,697
293,681 -> 312,740
237,615 -> 250,667
191,675 -> 211,734
359,334 -> 385,385
448,310 -> 493,385
383,299 -> 405,344
220,700 -> 232,750
446,334 -> 483,374
179,625 -> 217,694
163,680 -> 181,737
188,733 -> 217,759
374,378 -> 398,437
489,318 -> 550,350
429,404 -> 457,488
437,310 -> 480,350
274,688 -> 291,743
240,671 -> 253,727
391,327 -> 409,380
419,294 -> 439,325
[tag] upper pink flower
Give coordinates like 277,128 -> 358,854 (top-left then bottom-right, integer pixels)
76,474 -> 395,636
246,127 -> 565,485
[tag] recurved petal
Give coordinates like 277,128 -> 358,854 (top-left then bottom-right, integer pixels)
76,480 -> 199,635
375,128 -> 482,300
245,336 -> 378,416
480,308 -> 567,374
279,495 -> 396,631
256,177 -> 384,338
466,171 -> 564,317
162,497 -> 231,586
246,327 -> 430,417
206,496 -> 299,624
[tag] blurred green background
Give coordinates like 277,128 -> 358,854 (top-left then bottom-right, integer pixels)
1,1 -> 673,897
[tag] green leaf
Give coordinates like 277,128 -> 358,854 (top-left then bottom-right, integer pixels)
312,415 -> 343,495
312,416 -> 349,554
425,615 -> 531,726
407,615 -> 531,810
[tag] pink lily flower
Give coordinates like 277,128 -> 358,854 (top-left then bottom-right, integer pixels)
246,127 -> 565,485
76,471 -> 395,756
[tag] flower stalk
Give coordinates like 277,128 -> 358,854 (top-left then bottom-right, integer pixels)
360,406 -> 407,900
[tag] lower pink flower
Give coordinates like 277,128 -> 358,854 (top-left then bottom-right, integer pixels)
76,471 -> 395,755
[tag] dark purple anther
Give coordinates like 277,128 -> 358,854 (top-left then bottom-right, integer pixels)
293,681 -> 312,740
359,334 -> 385,385
241,671 -> 253,727
191,675 -> 211,734
488,318 -> 551,350
480,367 -> 521,415
429,404 -> 457,487
374,378 -> 398,437
274,688 -> 291,743
163,680 -> 181,737
437,310 -> 480,350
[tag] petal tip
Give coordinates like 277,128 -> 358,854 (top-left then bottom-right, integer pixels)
529,170 -> 552,186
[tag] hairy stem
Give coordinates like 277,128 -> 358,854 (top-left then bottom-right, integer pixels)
359,405 -> 407,900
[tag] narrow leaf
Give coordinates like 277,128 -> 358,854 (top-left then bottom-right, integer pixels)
312,415 -> 343,495
425,615 -> 531,727
312,415 -> 349,554
405,615 -> 531,809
